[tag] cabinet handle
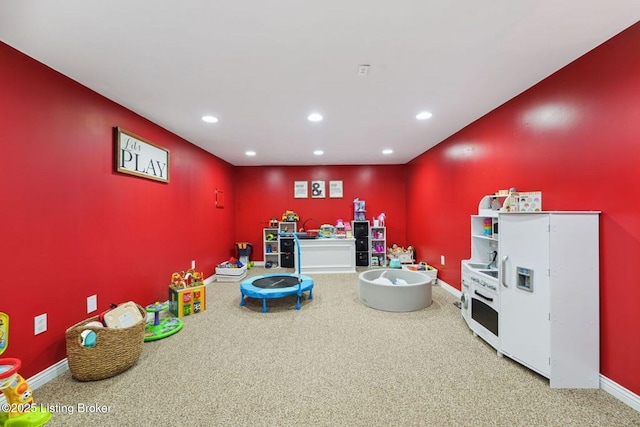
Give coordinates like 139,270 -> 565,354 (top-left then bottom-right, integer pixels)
501,255 -> 509,288
474,290 -> 494,302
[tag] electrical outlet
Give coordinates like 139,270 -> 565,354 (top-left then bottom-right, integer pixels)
34,313 -> 47,335
87,295 -> 97,313
441,255 -> 445,265
191,259 -> 196,269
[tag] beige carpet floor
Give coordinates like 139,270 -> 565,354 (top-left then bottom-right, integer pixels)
34,268 -> 640,426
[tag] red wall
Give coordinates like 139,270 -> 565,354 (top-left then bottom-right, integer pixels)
2,19 -> 639,399
407,22 -> 640,394
0,43 -> 236,378
234,165 -> 408,259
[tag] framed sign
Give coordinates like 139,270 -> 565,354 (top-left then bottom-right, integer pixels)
329,180 -> 343,198
311,180 -> 326,198
294,181 -> 308,198
115,127 -> 170,183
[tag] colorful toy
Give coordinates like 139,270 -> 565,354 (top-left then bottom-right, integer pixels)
353,198 -> 366,220
389,259 -> 402,268
281,210 -> 300,222
0,312 -> 52,427
387,244 -> 415,264
169,269 -> 207,316
240,233 -> 314,313
235,242 -> 253,266
144,302 -> 183,342
0,313 -> 7,356
170,269 -> 204,289
483,217 -> 492,237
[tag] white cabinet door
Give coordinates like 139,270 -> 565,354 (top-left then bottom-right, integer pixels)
499,214 -> 551,377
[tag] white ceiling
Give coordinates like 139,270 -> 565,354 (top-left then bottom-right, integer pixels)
1,1 -> 639,166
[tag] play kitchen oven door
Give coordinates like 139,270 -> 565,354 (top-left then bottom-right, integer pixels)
468,270 -> 500,351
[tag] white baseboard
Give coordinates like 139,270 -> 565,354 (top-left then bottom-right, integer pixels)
0,358 -> 69,405
600,374 -> 640,412
437,278 -> 461,299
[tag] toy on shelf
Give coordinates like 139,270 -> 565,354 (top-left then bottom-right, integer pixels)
0,312 -> 52,427
144,301 -> 183,342
319,224 -> 335,238
353,198 -> 366,221
373,212 -> 386,227
335,219 -> 346,238
281,210 -> 300,222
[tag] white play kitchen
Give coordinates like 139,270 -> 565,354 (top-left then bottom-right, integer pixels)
461,192 -> 600,388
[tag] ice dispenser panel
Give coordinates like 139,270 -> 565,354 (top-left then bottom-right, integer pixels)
516,266 -> 533,292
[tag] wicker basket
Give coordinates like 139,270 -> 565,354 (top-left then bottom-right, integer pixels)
65,304 -> 146,381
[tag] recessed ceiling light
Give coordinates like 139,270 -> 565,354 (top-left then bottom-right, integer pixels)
245,150 -> 256,156
382,149 -> 393,155
308,113 -> 323,122
416,111 -> 433,120
202,115 -> 218,123
313,150 -> 324,156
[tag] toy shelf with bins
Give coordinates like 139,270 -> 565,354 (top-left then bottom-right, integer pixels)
370,225 -> 387,267
352,220 -> 370,267
278,221 -> 297,268
263,227 -> 280,267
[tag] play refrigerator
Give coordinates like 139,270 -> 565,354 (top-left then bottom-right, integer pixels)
498,212 -> 599,388
169,285 -> 206,317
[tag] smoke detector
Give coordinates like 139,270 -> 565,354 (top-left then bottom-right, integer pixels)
357,65 -> 370,76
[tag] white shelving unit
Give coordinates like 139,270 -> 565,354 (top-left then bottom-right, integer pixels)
370,225 -> 387,267
263,227 -> 279,267
262,221 -> 297,268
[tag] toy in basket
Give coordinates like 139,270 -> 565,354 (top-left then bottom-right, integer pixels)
65,303 -> 146,381
387,244 -> 415,264
403,262 -> 439,285
215,258 -> 247,282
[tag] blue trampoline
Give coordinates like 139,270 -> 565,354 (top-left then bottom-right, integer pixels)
240,233 -> 314,313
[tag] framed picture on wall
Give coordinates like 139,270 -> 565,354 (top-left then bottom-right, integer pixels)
115,127 -> 170,183
329,180 -> 343,198
311,180 -> 326,198
294,181 -> 308,198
